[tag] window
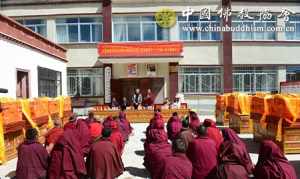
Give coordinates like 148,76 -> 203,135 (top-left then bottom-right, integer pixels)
285,16 -> 300,40
178,15 -> 221,41
38,67 -> 62,97
56,17 -> 103,43
113,16 -> 169,42
232,16 -> 276,40
287,66 -> 300,81
67,68 -> 104,97
233,67 -> 278,92
17,19 -> 47,37
179,67 -> 222,94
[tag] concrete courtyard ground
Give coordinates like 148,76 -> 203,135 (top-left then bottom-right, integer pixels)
0,119 -> 300,178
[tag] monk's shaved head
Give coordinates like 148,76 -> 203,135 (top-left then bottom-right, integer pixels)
173,138 -> 187,153
197,125 -> 207,137
26,128 -> 38,141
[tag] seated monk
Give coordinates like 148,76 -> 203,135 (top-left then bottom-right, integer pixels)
189,110 -> 201,134
213,141 -> 250,179
48,124 -> 86,179
144,128 -> 172,179
89,118 -> 103,141
203,119 -> 223,152
187,125 -> 218,179
103,115 -> 114,129
86,111 -> 96,125
108,118 -> 125,155
167,112 -> 182,141
161,138 -> 193,179
16,128 -> 49,179
87,128 -> 124,179
254,140 -> 297,179
222,128 -> 253,174
146,117 -> 165,143
177,117 -> 194,149
45,118 -> 64,153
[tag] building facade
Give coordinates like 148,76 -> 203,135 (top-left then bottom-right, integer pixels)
0,14 -> 67,98
1,0 -> 299,113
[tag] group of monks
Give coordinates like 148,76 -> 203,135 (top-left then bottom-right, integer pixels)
15,109 -> 133,179
144,110 -> 298,179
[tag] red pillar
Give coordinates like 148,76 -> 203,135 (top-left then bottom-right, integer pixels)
102,0 -> 112,42
169,63 -> 179,101
102,0 -> 112,104
222,0 -> 233,93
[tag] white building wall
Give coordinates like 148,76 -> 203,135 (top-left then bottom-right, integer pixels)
0,38 -> 67,98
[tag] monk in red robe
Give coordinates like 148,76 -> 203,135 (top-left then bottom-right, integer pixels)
167,112 -> 182,141
109,119 -> 125,155
177,118 -> 194,149
161,138 -> 193,179
119,110 -> 133,141
144,128 -> 172,179
254,140 -> 297,179
222,128 -> 253,174
16,128 -> 49,179
189,111 -> 201,133
87,128 -> 124,179
203,119 -> 223,151
89,119 -> 103,140
45,118 -> 64,153
187,125 -> 218,179
213,141 -> 250,179
48,125 -> 86,179
85,111 -> 96,125
103,115 -> 114,129
64,115 -> 91,156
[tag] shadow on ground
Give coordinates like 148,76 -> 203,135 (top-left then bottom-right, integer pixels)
5,170 -> 16,179
134,150 -> 145,156
125,167 -> 150,178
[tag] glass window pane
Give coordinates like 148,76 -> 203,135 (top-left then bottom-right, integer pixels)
80,24 -> 91,42
157,25 -> 169,40
36,26 -> 47,37
68,25 -> 79,42
179,23 -> 188,40
92,24 -> 102,42
25,19 -> 43,25
143,23 -> 155,41
128,23 -> 141,41
113,23 -> 127,41
56,25 -> 68,42
142,16 -> 155,21
200,22 -> 210,40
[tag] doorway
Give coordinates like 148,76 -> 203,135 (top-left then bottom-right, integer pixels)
16,70 -> 29,98
111,78 -> 164,104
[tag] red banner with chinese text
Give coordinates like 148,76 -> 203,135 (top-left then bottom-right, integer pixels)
98,42 -> 183,58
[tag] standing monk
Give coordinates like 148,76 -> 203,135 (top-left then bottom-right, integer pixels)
16,128 -> 49,179
109,119 -> 125,155
187,125 -> 218,179
45,118 -> 64,153
87,128 -> 124,179
48,125 -> 86,179
119,108 -> 133,142
161,138 -> 193,179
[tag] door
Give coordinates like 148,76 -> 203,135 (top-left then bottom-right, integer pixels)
16,70 -> 29,98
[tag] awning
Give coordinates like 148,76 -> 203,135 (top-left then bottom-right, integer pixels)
100,57 -> 182,64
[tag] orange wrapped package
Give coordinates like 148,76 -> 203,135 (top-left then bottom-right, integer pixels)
227,93 -> 251,115
0,100 -> 22,126
30,98 -> 49,125
48,99 -> 59,115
